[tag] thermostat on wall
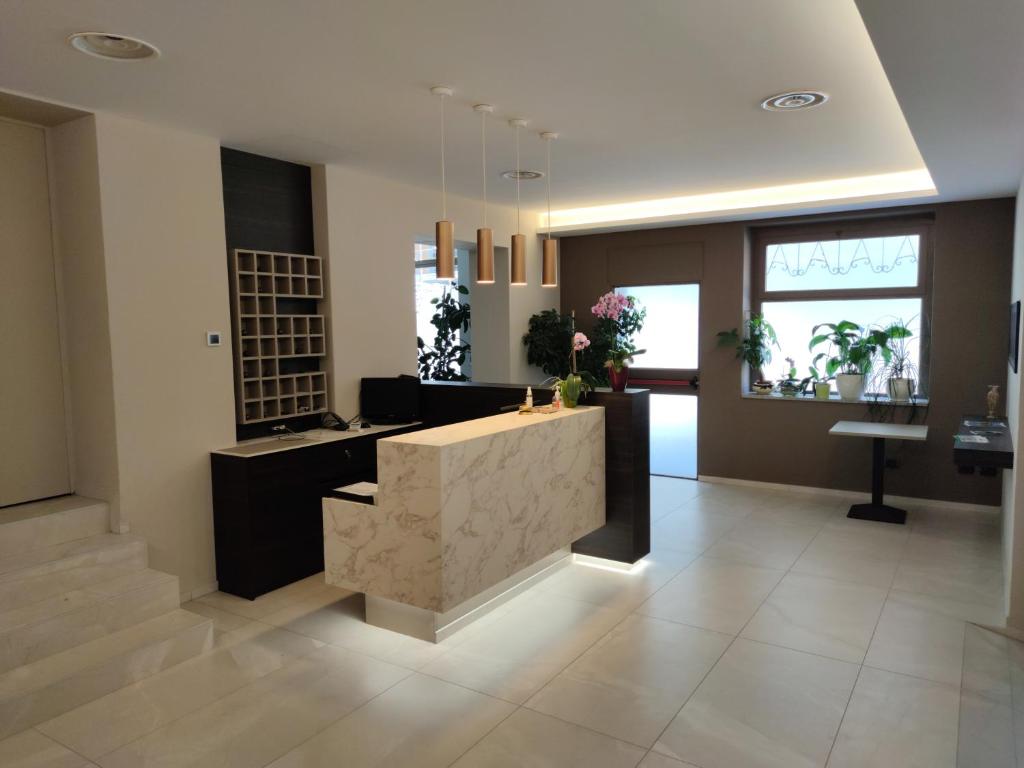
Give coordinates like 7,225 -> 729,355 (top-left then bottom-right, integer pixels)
206,331 -> 223,347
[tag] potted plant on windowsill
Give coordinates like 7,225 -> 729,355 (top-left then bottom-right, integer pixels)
879,320 -> 916,402
808,365 -> 833,400
809,321 -> 896,401
777,357 -> 804,397
717,313 -> 780,395
592,291 -> 646,392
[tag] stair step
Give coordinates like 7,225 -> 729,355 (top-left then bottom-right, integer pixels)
0,608 -> 213,739
0,533 -> 147,584
0,495 -> 109,558
0,562 -> 143,614
0,568 -> 180,674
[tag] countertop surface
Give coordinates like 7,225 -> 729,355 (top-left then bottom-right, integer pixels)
381,406 -> 602,448
212,423 -> 420,458
829,420 -> 929,441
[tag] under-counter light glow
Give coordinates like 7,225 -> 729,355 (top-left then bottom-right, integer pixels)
543,169 -> 936,232
573,553 -> 648,574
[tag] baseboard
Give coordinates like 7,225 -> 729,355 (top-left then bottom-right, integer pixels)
696,474 -> 1001,515
181,581 -> 219,602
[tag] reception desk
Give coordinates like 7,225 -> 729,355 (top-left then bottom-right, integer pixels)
323,406 -> 606,640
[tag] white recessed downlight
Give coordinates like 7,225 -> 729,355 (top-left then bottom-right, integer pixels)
500,170 -> 544,180
761,90 -> 829,111
68,32 -> 160,61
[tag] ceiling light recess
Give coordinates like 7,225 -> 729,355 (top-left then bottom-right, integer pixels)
68,32 -> 160,60
501,169 -> 544,181
760,90 -> 828,112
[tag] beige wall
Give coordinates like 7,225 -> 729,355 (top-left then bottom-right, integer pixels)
47,115 -> 121,522
1003,182 -> 1024,626
91,113 -> 236,596
313,164 -> 554,418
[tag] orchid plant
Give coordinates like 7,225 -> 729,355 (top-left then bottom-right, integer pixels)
591,291 -> 646,372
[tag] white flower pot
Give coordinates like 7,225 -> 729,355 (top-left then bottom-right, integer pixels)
836,373 -> 865,402
888,377 -> 914,402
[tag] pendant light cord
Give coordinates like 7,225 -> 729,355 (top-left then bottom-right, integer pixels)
481,110 -> 487,227
440,93 -> 447,220
546,138 -> 552,238
515,123 -> 521,233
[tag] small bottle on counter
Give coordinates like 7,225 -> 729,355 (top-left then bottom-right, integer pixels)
552,387 -> 561,410
525,386 -> 533,410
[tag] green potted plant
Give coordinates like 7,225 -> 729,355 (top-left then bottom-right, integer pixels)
878,320 -> 915,402
776,357 -> 804,397
523,309 -> 611,387
552,331 -> 597,408
417,284 -> 471,381
808,321 -> 896,401
717,313 -> 779,394
591,291 -> 646,391
807,364 -> 832,400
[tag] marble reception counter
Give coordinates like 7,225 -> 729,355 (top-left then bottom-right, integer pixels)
323,406 -> 606,640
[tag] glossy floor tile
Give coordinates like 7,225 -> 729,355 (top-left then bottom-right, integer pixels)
3,478 -> 1009,768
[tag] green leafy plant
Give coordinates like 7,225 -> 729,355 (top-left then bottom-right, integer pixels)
872,319 -> 917,400
523,310 -> 610,386
417,284 -> 471,381
808,320 -> 903,377
717,313 -> 779,381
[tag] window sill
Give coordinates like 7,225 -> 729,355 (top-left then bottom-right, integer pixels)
740,392 -> 929,406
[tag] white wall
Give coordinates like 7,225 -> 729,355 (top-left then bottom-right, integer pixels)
1003,180 -> 1024,626
313,164 -> 556,418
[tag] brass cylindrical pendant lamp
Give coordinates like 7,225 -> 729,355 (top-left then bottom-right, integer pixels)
474,104 -> 495,283
511,234 -> 527,285
542,237 -> 557,287
431,85 -> 455,280
541,131 -> 559,288
509,118 -> 528,286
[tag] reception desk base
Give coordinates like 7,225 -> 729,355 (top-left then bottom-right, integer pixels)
365,548 -> 570,643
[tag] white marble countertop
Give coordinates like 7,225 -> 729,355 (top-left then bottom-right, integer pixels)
212,423 -> 420,458
829,420 -> 929,440
382,407 -> 599,448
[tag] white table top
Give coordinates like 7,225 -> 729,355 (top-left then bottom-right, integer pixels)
829,420 -> 929,441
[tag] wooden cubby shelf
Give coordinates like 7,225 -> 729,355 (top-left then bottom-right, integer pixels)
229,249 -> 329,425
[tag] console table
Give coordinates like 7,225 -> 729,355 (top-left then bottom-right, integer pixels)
829,420 -> 929,525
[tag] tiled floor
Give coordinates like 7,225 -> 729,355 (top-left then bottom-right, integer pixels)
3,478 -> 1015,767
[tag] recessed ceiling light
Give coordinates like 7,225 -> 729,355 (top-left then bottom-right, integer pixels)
68,32 -> 160,61
760,91 -> 829,111
501,170 -> 544,180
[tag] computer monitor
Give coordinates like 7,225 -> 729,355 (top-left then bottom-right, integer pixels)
359,376 -> 421,424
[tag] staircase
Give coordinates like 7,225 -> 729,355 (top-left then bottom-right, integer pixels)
0,495 -> 213,738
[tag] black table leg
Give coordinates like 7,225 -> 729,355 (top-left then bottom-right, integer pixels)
847,436 -> 907,524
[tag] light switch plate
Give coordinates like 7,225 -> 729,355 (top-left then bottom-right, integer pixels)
206,331 -> 222,347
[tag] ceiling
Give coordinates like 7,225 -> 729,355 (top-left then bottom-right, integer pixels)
0,0 -> 1016,224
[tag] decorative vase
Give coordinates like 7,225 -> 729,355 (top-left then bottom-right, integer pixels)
988,384 -> 1000,418
888,377 -> 914,403
814,382 -> 831,400
836,373 -> 865,402
560,374 -> 582,408
609,365 -> 629,392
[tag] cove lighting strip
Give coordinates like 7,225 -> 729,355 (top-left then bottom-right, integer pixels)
543,168 -> 936,232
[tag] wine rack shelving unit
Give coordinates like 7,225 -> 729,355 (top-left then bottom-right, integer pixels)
229,249 -> 328,424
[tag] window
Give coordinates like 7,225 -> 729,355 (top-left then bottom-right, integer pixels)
414,242 -> 471,377
753,221 -> 931,395
615,284 -> 700,370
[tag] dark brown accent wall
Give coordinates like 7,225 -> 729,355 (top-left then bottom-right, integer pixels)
560,199 -> 1015,505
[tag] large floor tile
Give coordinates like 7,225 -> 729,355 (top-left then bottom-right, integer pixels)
864,592 -> 966,685
827,667 -> 959,768
652,506 -> 748,553
637,557 -> 784,635
180,600 -> 253,637
419,591 -> 623,704
704,519 -> 821,570
193,574 -> 347,621
791,528 -> 904,589
741,572 -> 886,663
957,690 -> 1015,768
96,644 -> 408,768
892,545 -> 1003,609
526,614 -> 730,747
37,623 -> 323,759
539,548 -> 698,613
0,729 -> 96,768
654,639 -> 858,768
268,673 -> 515,768
452,707 -> 646,767
651,477 -> 702,521
639,753 -> 700,768
752,495 -> 844,527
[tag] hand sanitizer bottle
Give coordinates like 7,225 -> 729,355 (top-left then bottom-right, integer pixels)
525,386 -> 533,409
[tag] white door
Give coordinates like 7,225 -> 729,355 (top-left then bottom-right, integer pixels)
0,119 -> 72,506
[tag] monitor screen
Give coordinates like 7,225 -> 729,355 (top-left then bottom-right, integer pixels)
360,376 -> 421,424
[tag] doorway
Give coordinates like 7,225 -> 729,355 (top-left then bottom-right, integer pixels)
615,284 -> 699,479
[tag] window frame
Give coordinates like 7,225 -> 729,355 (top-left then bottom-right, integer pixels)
751,217 -> 934,396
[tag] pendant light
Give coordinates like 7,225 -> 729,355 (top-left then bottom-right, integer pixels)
431,85 -> 455,280
474,104 -> 495,283
509,118 -> 528,286
540,131 -> 559,287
